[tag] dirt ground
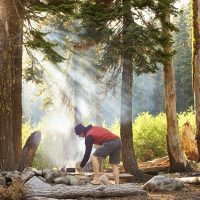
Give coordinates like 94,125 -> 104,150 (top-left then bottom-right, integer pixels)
146,184 -> 200,200
80,184 -> 200,200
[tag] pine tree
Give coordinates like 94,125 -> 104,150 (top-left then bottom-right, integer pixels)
174,4 -> 193,112
193,0 -> 200,161
79,0 -> 164,179
156,0 -> 190,171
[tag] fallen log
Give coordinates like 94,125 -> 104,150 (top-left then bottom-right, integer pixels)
177,176 -> 200,184
139,156 -> 169,168
27,197 -> 144,200
145,156 -> 169,165
138,157 -> 169,175
17,131 -> 41,172
27,198 -> 76,200
25,176 -> 146,199
141,165 -> 169,175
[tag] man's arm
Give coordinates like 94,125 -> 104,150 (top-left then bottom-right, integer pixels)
80,136 -> 94,168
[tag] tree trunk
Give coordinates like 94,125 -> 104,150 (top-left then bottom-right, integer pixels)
0,0 -> 16,170
94,95 -> 102,126
193,0 -> 200,162
161,13 -> 189,172
73,53 -> 82,125
120,0 -> 144,179
11,0 -> 23,165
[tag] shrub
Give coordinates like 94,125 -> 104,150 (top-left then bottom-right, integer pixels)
109,119 -> 120,137
108,110 -> 196,162
133,112 -> 167,162
22,121 -> 35,146
108,113 -> 168,162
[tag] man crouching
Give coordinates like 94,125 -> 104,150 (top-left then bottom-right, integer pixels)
75,124 -> 121,185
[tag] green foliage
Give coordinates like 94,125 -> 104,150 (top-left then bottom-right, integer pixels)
79,0 -> 165,84
133,112 -> 167,161
109,119 -> 120,137
23,0 -> 79,83
108,112 -> 167,161
31,1 -> 76,15
102,157 -> 110,169
22,121 -> 35,146
25,30 -> 65,63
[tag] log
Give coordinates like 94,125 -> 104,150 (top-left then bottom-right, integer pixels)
27,198 -> 76,200
144,156 -> 169,165
26,184 -> 146,198
17,131 -> 41,172
138,157 -> 169,175
177,176 -> 200,184
25,176 -> 147,198
139,156 -> 169,168
182,121 -> 198,161
27,197 -> 144,200
141,165 -> 169,175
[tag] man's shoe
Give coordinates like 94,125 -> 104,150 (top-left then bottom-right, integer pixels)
90,180 -> 101,185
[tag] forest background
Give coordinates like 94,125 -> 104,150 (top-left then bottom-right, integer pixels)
20,0 -> 194,169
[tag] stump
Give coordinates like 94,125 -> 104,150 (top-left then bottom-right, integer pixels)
182,121 -> 198,161
17,131 -> 41,172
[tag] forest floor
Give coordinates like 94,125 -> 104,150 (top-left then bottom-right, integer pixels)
145,184 -> 200,200
81,184 -> 200,200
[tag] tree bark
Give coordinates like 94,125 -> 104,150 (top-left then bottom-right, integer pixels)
193,0 -> 200,162
182,121 -> 198,161
161,13 -> 189,172
26,177 -> 146,199
0,0 -> 16,170
11,0 -> 23,165
120,0 -> 144,179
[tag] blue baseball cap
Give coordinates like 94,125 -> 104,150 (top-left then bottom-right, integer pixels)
75,124 -> 87,135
